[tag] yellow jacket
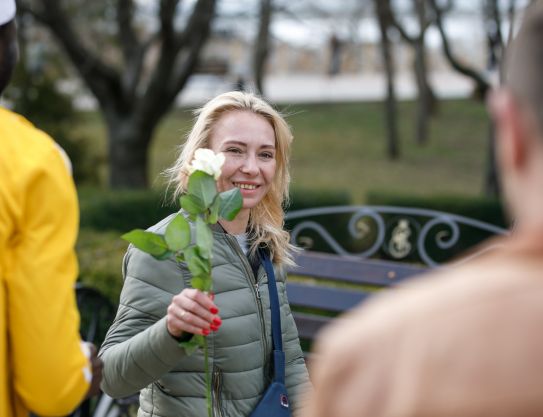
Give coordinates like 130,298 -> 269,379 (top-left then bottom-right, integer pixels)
0,107 -> 90,416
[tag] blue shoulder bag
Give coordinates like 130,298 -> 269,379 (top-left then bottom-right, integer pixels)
248,250 -> 292,417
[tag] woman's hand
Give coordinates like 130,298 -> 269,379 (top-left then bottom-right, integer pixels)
166,288 -> 222,338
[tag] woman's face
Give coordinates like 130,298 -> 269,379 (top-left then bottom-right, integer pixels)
209,110 -> 277,212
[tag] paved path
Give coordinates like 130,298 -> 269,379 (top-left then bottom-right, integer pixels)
176,72 -> 474,106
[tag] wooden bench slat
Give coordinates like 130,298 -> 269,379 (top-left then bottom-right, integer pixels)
288,251 -> 425,286
286,282 -> 370,312
292,311 -> 333,340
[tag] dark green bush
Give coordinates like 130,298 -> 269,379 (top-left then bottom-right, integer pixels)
79,188 -> 178,232
7,57 -> 102,185
76,186 -> 352,304
79,187 -> 352,233
287,187 -> 351,211
365,190 -> 508,228
76,229 -> 128,306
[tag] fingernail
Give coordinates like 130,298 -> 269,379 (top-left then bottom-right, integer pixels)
210,325 -> 219,332
209,292 -> 215,301
202,329 -> 210,336
210,307 -> 219,314
212,317 -> 222,326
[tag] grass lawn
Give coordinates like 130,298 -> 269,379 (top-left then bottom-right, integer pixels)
77,98 -> 491,203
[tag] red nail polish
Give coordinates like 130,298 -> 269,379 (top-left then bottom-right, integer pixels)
210,325 -> 219,332
213,317 -> 222,326
210,307 -> 219,314
202,328 -> 210,336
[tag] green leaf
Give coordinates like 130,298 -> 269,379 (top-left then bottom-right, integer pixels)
188,171 -> 217,209
218,188 -> 243,221
179,338 -> 201,355
165,214 -> 191,251
190,276 -> 205,290
185,246 -> 211,277
195,216 -> 213,259
180,194 -> 204,215
121,230 -> 168,257
155,250 -> 175,261
208,195 -> 221,224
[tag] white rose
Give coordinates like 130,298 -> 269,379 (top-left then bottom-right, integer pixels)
188,148 -> 225,180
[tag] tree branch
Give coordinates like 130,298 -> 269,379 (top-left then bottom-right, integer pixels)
20,0 -> 121,108
138,0 -> 216,131
117,0 -> 148,98
430,0 -> 490,98
118,0 -> 139,63
160,0 -> 179,47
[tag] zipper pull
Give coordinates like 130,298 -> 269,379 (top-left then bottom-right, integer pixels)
255,282 -> 261,299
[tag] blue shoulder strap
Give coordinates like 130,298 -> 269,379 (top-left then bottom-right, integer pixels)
259,249 -> 286,384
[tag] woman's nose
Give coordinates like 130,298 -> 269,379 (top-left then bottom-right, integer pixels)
240,154 -> 259,175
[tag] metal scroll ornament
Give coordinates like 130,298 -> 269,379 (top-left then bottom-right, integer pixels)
286,206 -> 507,267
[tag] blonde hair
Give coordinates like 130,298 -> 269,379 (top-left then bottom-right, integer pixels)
165,91 -> 297,266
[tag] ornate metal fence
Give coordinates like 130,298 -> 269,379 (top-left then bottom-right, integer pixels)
285,206 -> 508,267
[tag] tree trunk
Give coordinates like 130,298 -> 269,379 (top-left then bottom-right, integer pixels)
484,120 -> 500,197
253,0 -> 272,95
413,39 -> 436,145
23,0 -> 217,189
106,116 -> 153,188
376,0 -> 400,160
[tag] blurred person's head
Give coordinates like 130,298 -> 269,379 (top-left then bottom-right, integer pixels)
0,0 -> 17,95
165,90 -> 296,265
490,1 -> 543,230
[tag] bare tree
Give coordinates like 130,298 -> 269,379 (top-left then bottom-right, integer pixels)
375,0 -> 400,160
429,0 -> 491,99
388,0 -> 437,145
253,0 -> 272,95
18,0 -> 216,188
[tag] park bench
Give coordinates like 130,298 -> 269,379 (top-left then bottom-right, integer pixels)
284,205 -> 508,352
76,204 -> 507,416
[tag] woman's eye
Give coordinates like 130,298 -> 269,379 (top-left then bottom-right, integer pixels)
225,147 -> 242,154
260,152 -> 274,159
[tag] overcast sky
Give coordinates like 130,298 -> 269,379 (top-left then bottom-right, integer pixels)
136,0 -> 531,49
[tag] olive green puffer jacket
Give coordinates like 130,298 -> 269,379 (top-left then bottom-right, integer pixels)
99,213 -> 311,417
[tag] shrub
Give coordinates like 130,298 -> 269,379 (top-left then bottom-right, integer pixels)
79,187 -> 352,233
365,190 -> 508,228
7,58 -> 101,185
287,187 -> 351,211
76,228 -> 128,306
79,188 -> 177,232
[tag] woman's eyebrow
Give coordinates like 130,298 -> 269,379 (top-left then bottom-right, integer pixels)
222,140 -> 247,147
222,140 -> 275,149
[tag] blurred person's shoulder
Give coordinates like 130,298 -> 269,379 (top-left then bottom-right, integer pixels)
0,106 -> 71,175
315,233 -> 543,356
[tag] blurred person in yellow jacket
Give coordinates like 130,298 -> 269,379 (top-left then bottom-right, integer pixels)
302,2 -> 543,417
0,1 -> 102,416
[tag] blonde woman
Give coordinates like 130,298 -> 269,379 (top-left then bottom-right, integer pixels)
99,91 -> 310,417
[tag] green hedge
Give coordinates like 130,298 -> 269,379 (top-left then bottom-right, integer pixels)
366,190 -> 508,228
79,187 -> 351,233
287,187 -> 351,211
76,229 -> 128,306
76,186 -> 351,305
79,188 -> 177,233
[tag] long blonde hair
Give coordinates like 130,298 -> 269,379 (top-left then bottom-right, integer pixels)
164,91 -> 297,266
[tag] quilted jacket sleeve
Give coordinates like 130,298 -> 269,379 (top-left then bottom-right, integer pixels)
99,245 -> 189,398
